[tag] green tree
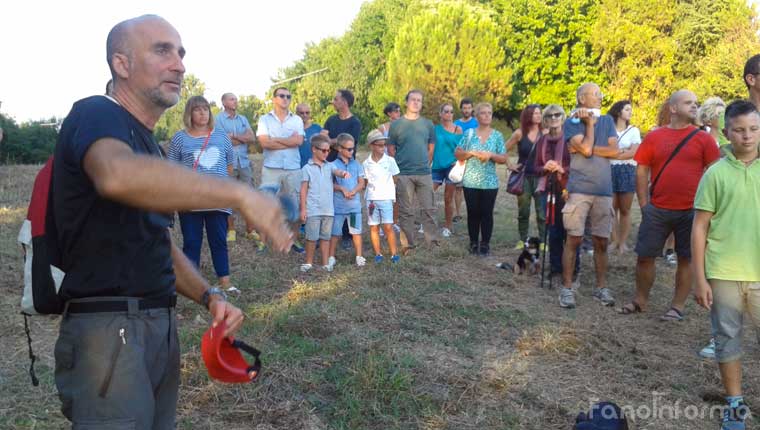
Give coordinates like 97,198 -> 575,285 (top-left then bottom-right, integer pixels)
154,74 -> 206,142
376,1 -> 513,118
0,114 -> 59,164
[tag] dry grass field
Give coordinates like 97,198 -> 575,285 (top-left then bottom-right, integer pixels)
1,153 -> 758,429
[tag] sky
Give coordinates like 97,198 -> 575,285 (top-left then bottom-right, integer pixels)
0,0 -> 366,123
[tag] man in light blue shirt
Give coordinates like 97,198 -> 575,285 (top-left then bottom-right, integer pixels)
257,87 -> 305,252
215,92 -> 256,242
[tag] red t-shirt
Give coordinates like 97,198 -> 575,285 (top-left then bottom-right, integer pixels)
634,126 -> 719,210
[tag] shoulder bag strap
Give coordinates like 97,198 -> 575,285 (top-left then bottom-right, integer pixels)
649,128 -> 700,196
192,131 -> 213,171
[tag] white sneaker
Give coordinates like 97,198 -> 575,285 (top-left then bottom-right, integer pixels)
327,256 -> 337,268
441,228 -> 451,238
300,263 -> 313,272
356,255 -> 367,267
322,264 -> 334,272
417,224 -> 424,234
225,286 -> 241,295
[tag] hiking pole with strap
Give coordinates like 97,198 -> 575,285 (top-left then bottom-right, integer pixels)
540,173 -> 555,289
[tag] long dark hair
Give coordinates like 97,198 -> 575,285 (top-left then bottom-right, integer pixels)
608,100 -> 631,127
520,104 -> 541,136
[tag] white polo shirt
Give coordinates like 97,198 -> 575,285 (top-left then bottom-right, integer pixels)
362,153 -> 400,201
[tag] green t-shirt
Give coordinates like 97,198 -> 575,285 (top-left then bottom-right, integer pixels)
388,117 -> 436,175
694,153 -> 760,281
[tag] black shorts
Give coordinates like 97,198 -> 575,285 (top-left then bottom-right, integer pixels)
634,203 -> 694,259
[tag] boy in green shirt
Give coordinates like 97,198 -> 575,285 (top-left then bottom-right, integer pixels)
693,100 -> 760,430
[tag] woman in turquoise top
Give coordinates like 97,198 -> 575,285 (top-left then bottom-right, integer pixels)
455,102 -> 508,255
432,103 -> 463,237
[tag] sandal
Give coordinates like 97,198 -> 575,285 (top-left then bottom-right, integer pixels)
617,302 -> 643,315
660,307 -> 684,322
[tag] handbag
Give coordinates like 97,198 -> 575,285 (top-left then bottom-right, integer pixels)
448,160 -> 466,183
507,136 -> 538,195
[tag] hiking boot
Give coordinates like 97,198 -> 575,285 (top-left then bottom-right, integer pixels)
593,288 -> 615,306
559,288 -> 576,308
390,255 -> 400,263
441,227 -> 452,238
699,338 -> 716,359
374,255 -> 384,264
227,230 -> 236,242
356,255 -> 366,267
721,399 -> 749,430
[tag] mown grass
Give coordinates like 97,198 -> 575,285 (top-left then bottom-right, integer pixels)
1,155 -> 759,429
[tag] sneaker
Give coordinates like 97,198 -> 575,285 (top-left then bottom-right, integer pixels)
722,399 -> 749,430
666,252 -> 677,266
327,256 -> 337,270
390,255 -> 400,263
417,224 -> 424,234
374,255 -> 384,263
441,227 -> 452,238
356,256 -> 366,267
699,338 -> 716,359
322,264 -> 334,272
469,242 -> 479,255
479,243 -> 490,256
227,230 -> 236,242
292,241 -> 305,254
392,224 -> 401,233
453,215 -> 463,223
559,288 -> 576,308
225,286 -> 241,295
593,288 -> 615,306
300,263 -> 313,272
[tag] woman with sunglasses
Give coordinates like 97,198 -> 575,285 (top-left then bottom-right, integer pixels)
505,104 -> 545,248
431,103 -> 463,237
168,96 -> 236,292
534,105 -> 579,288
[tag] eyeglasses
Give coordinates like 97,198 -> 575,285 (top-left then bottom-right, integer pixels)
341,146 -> 355,152
545,113 -> 563,119
296,111 -> 310,115
314,147 -> 330,153
275,94 -> 292,100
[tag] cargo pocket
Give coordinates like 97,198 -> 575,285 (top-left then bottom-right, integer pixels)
561,203 -> 580,234
74,418 -> 135,429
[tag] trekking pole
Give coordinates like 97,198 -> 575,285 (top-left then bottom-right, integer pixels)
540,173 -> 554,288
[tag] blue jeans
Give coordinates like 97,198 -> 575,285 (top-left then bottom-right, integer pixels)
546,194 -> 580,276
178,211 -> 230,278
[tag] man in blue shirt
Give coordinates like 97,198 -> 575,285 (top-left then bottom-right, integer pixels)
215,93 -> 256,242
296,102 -> 322,168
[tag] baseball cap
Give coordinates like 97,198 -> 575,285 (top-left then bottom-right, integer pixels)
201,321 -> 262,383
366,129 -> 388,145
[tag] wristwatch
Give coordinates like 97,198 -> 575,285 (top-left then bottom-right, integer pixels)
201,287 -> 227,310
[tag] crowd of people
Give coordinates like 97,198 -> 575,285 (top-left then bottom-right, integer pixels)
41,13 -> 760,430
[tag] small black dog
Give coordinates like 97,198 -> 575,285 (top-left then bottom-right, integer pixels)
497,237 -> 542,275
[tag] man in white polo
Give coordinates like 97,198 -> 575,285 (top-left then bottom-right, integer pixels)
257,87 -> 305,252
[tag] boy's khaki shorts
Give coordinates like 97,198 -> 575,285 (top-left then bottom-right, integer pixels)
710,279 -> 760,363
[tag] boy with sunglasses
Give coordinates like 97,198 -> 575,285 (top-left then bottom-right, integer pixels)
329,133 -> 366,267
300,134 -> 350,272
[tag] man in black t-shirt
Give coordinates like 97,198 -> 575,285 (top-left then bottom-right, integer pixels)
322,88 -> 362,162
52,15 -> 292,429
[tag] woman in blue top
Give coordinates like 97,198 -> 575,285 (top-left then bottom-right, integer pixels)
505,104 -> 545,247
168,96 -> 235,291
455,102 -> 508,256
432,102 -> 463,237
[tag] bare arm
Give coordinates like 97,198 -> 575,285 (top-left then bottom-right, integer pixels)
505,129 -> 522,152
691,210 -> 714,310
428,143 -> 434,163
232,127 -> 255,145
299,181 -> 308,222
388,145 -> 396,157
617,143 -> 640,160
592,136 -> 621,158
635,164 -> 651,207
170,233 -> 243,337
455,146 -> 473,161
83,138 -> 292,251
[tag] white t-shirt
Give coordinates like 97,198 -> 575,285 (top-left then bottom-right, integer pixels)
611,126 -> 641,166
363,153 -> 400,201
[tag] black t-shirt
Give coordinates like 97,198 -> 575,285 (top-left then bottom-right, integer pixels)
52,96 -> 175,301
323,114 -> 361,161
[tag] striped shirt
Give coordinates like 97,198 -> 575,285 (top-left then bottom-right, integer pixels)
168,129 -> 233,213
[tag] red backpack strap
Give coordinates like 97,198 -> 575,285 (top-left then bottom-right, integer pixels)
28,157 -> 54,237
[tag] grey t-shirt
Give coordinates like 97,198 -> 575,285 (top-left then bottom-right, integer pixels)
388,116 -> 436,175
563,114 -> 617,196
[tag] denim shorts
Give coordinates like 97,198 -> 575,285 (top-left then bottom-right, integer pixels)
367,200 -> 394,226
431,165 -> 454,185
305,215 -> 333,241
332,212 -> 363,235
611,164 -> 636,194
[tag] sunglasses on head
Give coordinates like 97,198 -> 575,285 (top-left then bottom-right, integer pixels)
275,93 -> 292,100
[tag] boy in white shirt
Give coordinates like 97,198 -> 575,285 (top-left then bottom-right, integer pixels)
362,130 -> 400,263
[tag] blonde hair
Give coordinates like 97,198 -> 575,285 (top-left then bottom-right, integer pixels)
183,96 -> 214,130
698,96 -> 726,126
541,104 -> 566,129
474,102 -> 492,116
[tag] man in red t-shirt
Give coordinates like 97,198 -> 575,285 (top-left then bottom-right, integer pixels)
619,90 -> 720,320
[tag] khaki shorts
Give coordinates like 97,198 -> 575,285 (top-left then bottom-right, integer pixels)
261,167 -> 301,204
561,193 -> 613,238
710,279 -> 760,363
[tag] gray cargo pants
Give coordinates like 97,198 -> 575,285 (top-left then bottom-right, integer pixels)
55,297 -> 180,429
